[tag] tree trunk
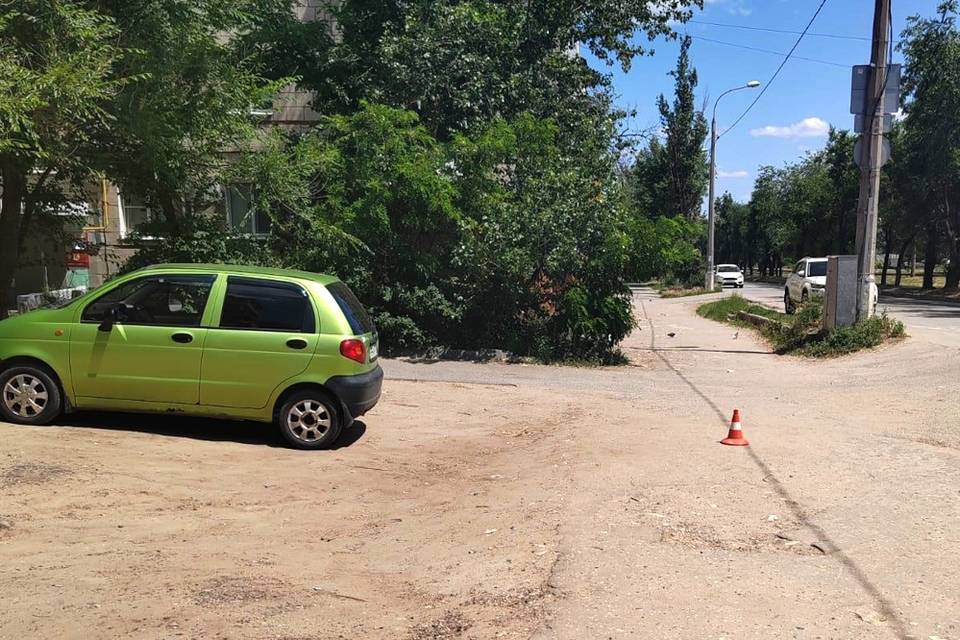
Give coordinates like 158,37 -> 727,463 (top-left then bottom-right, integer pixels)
0,159 -> 27,320
911,244 -> 917,277
894,232 -> 917,288
880,224 -> 893,287
923,222 -> 939,289
944,190 -> 960,290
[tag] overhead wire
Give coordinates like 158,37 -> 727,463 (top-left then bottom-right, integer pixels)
688,19 -> 869,42
688,35 -> 848,68
718,0 -> 832,139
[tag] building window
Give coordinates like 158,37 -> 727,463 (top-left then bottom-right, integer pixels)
119,192 -> 157,237
224,185 -> 271,236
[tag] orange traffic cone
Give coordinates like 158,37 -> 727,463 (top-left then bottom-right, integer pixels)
721,409 -> 749,446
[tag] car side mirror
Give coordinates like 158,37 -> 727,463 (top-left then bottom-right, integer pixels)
98,303 -> 127,332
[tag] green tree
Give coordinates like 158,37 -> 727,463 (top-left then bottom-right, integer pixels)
630,36 -> 709,220
900,0 -> 960,288
92,0 -> 289,226
0,2 -> 128,318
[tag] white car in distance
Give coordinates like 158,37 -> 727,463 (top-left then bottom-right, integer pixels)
715,264 -> 744,288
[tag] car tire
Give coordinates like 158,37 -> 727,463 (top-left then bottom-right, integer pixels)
801,290 -> 810,305
784,290 -> 795,314
0,364 -> 63,426
276,390 -> 342,450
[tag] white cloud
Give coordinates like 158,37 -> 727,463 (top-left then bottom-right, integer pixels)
717,169 -> 749,178
704,0 -> 752,15
750,117 -> 830,139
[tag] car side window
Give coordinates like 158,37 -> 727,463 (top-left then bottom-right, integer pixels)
219,277 -> 316,333
81,275 -> 216,327
795,261 -> 806,277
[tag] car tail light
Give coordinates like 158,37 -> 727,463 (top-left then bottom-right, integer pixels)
340,339 -> 366,363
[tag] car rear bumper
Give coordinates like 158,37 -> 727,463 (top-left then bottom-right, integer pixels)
326,364 -> 383,425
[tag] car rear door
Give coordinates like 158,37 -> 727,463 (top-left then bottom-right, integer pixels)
199,276 -> 319,409
69,273 -> 216,404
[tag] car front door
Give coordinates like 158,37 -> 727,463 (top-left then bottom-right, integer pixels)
69,274 -> 217,405
789,261 -> 806,300
199,276 -> 319,409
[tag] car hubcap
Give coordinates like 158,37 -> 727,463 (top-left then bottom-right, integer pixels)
286,400 -> 331,443
3,374 -> 48,418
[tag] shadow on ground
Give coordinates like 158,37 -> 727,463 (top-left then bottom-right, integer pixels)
54,412 -> 367,450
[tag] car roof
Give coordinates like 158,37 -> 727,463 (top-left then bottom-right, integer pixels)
802,257 -> 828,262
716,264 -> 740,268
135,263 -> 340,285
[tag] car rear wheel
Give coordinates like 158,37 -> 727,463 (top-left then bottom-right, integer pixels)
801,290 -> 810,305
277,390 -> 342,450
0,365 -> 62,426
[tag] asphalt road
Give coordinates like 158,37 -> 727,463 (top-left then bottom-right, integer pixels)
740,281 -> 960,348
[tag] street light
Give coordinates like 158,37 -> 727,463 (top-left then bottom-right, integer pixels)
706,80 -> 761,290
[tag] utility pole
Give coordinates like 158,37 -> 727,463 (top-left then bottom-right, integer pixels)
706,81 -> 760,291
706,119 -> 718,291
854,0 -> 893,321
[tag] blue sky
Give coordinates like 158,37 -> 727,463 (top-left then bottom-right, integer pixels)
584,0 -> 943,202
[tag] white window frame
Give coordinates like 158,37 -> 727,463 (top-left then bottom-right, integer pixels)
223,185 -> 270,237
117,190 -> 158,239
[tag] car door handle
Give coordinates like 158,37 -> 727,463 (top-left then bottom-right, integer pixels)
171,332 -> 194,344
286,338 -> 308,350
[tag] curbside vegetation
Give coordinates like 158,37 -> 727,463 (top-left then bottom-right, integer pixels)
697,295 -> 906,357
657,284 -> 723,298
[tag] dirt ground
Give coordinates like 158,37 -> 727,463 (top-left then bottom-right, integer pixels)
2,288 -> 959,639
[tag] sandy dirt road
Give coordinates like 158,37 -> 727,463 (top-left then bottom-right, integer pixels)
2,288 -> 959,639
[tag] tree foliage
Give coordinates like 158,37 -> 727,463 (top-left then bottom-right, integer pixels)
0,1 -> 128,318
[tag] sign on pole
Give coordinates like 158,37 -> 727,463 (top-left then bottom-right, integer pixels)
850,64 -> 901,115
853,137 -> 891,168
854,113 -> 893,134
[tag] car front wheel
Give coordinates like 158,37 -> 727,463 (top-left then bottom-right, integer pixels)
0,364 -> 63,426
784,290 -> 795,314
277,390 -> 342,450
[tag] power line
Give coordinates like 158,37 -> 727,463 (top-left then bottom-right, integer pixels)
690,35 -> 848,68
720,0 -> 832,139
689,19 -> 869,42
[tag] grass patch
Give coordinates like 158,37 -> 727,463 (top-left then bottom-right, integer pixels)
696,295 -> 784,324
658,285 -> 722,298
697,295 -> 905,357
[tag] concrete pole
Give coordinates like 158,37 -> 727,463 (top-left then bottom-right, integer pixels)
854,0 -> 893,321
706,116 -> 718,291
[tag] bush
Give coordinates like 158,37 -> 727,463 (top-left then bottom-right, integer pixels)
122,215 -> 276,273
768,300 -> 905,356
698,296 -> 905,357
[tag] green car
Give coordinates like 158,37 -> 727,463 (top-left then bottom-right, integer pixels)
0,264 -> 382,449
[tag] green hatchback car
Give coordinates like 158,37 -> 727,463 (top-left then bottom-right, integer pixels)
0,264 -> 382,449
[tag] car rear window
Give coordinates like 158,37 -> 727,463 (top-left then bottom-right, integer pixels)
327,282 -> 375,335
219,277 -> 315,333
808,261 -> 827,277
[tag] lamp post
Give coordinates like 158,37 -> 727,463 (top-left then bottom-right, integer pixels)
706,80 -> 761,290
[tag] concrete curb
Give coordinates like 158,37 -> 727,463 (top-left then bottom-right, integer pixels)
736,311 -> 782,330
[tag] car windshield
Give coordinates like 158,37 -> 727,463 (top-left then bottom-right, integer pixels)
717,266 -> 739,273
807,261 -> 827,277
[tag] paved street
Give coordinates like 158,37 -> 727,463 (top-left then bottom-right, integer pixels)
741,281 -> 960,348
3,289 -> 959,639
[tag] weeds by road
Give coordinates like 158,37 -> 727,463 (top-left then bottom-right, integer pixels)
698,295 -> 906,357
657,284 -> 722,298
